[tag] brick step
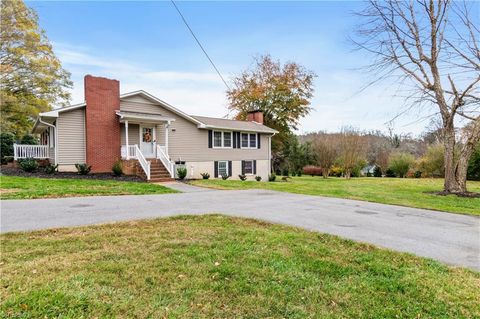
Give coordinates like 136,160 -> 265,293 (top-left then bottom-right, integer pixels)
148,177 -> 175,183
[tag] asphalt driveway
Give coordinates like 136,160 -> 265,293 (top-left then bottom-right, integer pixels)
1,187 -> 479,270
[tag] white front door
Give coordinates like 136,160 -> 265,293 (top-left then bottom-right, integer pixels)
140,125 -> 156,158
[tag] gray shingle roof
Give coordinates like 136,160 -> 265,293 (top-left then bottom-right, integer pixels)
192,115 -> 278,134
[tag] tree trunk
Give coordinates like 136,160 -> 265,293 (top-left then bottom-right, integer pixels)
345,169 -> 351,179
443,126 -> 469,194
322,169 -> 329,179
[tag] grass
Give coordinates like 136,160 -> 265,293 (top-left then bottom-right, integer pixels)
190,176 -> 480,216
1,215 -> 478,318
0,175 -> 177,199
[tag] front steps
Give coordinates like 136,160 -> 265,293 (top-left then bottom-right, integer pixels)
136,159 -> 173,183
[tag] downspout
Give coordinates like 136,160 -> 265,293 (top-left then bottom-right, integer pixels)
39,117 -> 57,165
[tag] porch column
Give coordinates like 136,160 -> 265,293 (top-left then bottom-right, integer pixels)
125,120 -> 129,160
165,121 -> 170,157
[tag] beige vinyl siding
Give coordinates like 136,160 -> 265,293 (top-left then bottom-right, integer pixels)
48,146 -> 55,163
56,108 -> 86,164
120,123 -> 140,145
119,98 -> 270,162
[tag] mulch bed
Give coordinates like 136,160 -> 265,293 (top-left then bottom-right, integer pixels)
0,166 -> 144,182
424,190 -> 480,198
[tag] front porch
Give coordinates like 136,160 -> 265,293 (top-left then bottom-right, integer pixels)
117,111 -> 175,181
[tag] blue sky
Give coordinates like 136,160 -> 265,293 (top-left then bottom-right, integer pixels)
29,1 -> 431,135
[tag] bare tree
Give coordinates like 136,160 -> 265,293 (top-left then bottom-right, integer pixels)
312,134 -> 339,178
354,0 -> 479,194
339,128 -> 365,179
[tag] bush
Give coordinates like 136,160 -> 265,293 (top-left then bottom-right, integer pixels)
417,144 -> 444,177
330,166 -> 343,177
414,170 -> 422,178
303,166 -> 322,176
1,132 -> 15,164
373,166 -> 382,177
366,171 -> 373,177
268,173 -> 276,182
75,163 -> 92,175
112,161 -> 123,176
221,174 -> 229,180
296,171 -> 302,177
19,158 -> 38,172
238,174 -> 247,181
467,143 -> 480,181
177,167 -> 187,180
385,168 -> 396,177
388,152 -> 415,178
20,134 -> 38,145
255,176 -> 262,181
200,172 -> 210,180
281,168 -> 289,177
44,163 -> 58,174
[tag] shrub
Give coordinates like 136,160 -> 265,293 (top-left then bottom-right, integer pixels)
467,143 -> 480,181
177,167 -> 187,180
296,171 -> 302,177
238,174 -> 247,181
414,170 -> 422,178
1,132 -> 15,164
19,158 -> 38,172
268,173 -> 276,182
200,172 -> 210,180
388,152 -> 415,178
366,171 -> 373,177
417,144 -> 444,177
303,166 -> 322,176
44,163 -> 58,174
373,166 -> 382,177
255,176 -> 262,181
75,163 -> 92,175
112,161 -> 123,176
221,174 -> 229,180
330,165 -> 343,177
385,168 -> 396,177
281,167 -> 289,177
20,134 -> 38,145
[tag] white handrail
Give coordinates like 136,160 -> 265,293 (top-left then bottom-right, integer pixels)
157,145 -> 174,178
135,144 -> 151,180
121,145 -> 137,159
14,144 -> 49,160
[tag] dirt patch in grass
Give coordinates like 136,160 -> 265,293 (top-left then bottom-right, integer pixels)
0,188 -> 19,194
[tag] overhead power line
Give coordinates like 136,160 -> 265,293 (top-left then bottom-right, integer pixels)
170,0 -> 230,90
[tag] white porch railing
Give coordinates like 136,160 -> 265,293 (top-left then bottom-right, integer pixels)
14,144 -> 49,160
121,145 -> 137,159
120,144 -> 151,180
157,145 -> 174,178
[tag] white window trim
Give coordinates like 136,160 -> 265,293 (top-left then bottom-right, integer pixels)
243,160 -> 255,175
213,130 -> 233,149
217,160 -> 229,176
48,127 -> 55,148
240,132 -> 257,149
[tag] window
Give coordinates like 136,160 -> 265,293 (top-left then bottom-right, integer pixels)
241,133 -> 257,149
241,133 -> 249,148
214,131 -> 222,147
142,127 -> 153,142
223,132 -> 232,147
249,134 -> 257,148
244,160 -> 254,174
218,161 -> 228,176
213,131 -> 233,148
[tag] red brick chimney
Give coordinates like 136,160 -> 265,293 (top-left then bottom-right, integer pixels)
247,110 -> 263,124
84,75 -> 121,172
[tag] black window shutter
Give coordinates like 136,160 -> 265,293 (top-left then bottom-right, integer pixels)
253,160 -> 257,174
228,161 -> 232,176
233,132 -> 237,148
208,130 -> 213,148
237,132 -> 241,148
241,160 -> 245,175
257,133 -> 261,149
214,161 -> 218,178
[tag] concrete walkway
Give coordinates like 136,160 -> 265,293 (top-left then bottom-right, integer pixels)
1,188 -> 479,270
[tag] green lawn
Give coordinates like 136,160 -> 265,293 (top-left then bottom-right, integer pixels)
190,177 -> 480,216
1,215 -> 478,318
0,175 -> 176,199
